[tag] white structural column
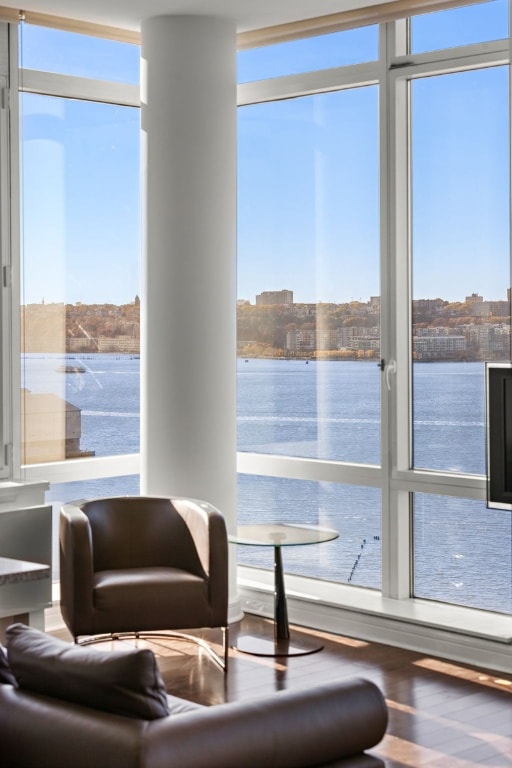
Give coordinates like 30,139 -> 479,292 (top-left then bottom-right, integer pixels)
140,16 -> 240,617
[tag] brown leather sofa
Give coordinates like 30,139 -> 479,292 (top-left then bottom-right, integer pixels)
0,624 -> 388,768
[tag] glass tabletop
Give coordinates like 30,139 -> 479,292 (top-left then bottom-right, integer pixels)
230,523 -> 338,547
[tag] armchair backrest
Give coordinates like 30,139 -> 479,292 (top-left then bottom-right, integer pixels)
82,497 -> 206,577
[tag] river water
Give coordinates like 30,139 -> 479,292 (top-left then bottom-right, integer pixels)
22,354 -> 512,614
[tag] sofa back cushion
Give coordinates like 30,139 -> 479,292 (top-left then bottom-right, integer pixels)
6,623 -> 169,720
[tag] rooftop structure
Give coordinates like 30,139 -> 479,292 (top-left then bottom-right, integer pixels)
256,290 -> 294,306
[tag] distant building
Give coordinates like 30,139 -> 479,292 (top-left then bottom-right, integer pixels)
412,298 -> 446,314
336,327 -> 357,347
256,290 -> 293,306
286,329 -> 316,352
348,337 -> 380,353
413,335 -> 466,359
465,325 -> 509,356
68,338 -> 93,351
488,301 -> 509,317
470,301 -> 492,317
466,293 -> 483,304
97,335 -> 139,353
21,389 -> 95,463
286,327 -> 379,353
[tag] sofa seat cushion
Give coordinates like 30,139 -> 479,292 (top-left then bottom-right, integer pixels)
93,567 -> 211,630
166,693 -> 204,715
6,623 -> 170,720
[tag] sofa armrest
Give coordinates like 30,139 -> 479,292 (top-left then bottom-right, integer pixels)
145,678 -> 388,768
59,501 -> 95,638
0,684 -> 147,768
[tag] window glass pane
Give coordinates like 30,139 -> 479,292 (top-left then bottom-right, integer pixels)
411,67 -> 510,474
20,25 -> 140,84
238,26 -> 378,83
414,493 -> 512,613
237,87 -> 380,463
410,0 -> 508,53
238,475 -> 381,588
46,475 -> 140,580
412,362 -> 486,474
20,93 -> 141,464
22,354 -> 140,461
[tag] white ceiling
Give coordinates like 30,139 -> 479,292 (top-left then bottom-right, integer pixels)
2,0 -> 380,34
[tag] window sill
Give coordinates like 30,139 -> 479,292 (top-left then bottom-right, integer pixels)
0,481 -> 49,510
237,566 -> 512,673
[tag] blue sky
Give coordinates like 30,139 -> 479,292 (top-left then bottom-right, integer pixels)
411,65 -> 510,305
20,1 -> 511,306
21,92 -> 141,306
237,87 -> 380,304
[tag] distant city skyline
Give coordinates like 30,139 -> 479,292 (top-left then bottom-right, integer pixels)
22,283 -> 511,360
21,287 -> 512,308
240,288 -> 511,306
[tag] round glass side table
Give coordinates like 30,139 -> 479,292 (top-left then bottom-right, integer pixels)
230,523 -> 338,657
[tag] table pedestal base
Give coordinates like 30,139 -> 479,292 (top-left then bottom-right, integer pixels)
234,633 -> 323,657
230,526 -> 338,659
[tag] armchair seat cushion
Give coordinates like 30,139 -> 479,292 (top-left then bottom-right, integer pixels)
92,567 -> 211,633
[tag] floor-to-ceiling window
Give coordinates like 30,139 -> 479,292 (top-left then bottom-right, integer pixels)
236,0 -> 512,623
20,93 -> 141,465
16,25 -> 141,569
5,0 -> 512,651
237,81 -> 382,587
409,65 -> 511,611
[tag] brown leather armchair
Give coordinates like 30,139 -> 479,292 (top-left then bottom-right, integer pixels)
59,496 -> 229,669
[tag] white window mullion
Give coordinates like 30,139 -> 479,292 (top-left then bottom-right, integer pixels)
0,22 -> 17,480
19,69 -> 140,108
379,22 -> 394,599
392,72 -> 412,478
0,72 -> 10,479
7,23 -> 20,479
237,61 -> 379,105
381,20 -> 413,599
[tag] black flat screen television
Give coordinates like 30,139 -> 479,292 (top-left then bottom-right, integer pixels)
486,362 -> 512,509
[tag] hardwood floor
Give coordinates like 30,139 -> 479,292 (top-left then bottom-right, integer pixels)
45,607 -> 512,767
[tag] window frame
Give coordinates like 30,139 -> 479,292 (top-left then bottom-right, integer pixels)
1,8 -> 510,660
236,13 -> 512,612
0,22 -> 16,481
14,32 -> 140,487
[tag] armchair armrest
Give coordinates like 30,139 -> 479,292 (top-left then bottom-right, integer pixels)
172,498 -> 228,626
59,501 -> 95,637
